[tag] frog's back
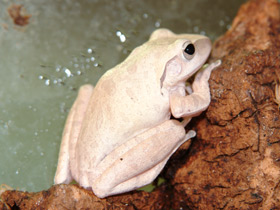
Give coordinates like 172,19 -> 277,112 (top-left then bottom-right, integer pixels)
74,63 -> 170,177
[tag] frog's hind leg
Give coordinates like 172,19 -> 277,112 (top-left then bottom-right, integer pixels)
91,120 -> 195,198
54,84 -> 94,185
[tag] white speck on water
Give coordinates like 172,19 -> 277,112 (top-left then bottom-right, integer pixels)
64,68 -> 72,77
116,31 -> 121,36
116,30 -> 126,43
143,13 -> 148,19
120,34 -> 126,42
155,20 -> 161,27
56,66 -> 61,72
45,79 -> 50,86
87,48 -> 93,54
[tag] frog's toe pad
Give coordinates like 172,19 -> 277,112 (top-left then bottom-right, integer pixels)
185,130 -> 196,140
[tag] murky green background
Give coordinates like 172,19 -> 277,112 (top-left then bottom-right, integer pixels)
0,0 -> 246,192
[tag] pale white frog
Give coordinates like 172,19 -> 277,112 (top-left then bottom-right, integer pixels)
54,28 -> 221,198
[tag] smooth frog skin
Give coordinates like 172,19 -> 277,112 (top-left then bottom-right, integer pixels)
54,28 -> 221,198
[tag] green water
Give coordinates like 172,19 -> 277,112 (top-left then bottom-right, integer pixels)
0,0 -> 246,192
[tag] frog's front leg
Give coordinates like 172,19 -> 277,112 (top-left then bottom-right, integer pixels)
55,84 -> 94,185
91,120 -> 195,198
170,60 -> 221,118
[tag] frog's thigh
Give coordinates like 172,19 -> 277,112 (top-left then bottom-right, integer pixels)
54,84 -> 94,184
91,120 -> 194,198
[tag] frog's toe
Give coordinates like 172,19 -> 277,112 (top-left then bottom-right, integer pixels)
185,130 -> 196,141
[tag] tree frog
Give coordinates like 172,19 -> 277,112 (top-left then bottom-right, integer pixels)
54,28 -> 221,198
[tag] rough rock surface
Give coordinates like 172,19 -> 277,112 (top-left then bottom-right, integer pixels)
0,184 -> 168,210
169,0 -> 280,209
1,0 -> 280,209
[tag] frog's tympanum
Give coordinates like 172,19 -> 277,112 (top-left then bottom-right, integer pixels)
54,28 -> 221,198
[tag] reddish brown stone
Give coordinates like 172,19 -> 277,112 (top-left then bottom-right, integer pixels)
171,0 -> 280,209
0,184 -> 168,210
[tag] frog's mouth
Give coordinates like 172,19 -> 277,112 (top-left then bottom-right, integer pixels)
185,62 -> 205,79
160,55 -> 206,90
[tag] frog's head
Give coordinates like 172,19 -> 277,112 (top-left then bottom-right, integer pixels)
149,29 -> 212,90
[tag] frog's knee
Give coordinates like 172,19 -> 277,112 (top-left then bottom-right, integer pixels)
91,182 -> 112,198
54,168 -> 72,185
162,120 -> 186,140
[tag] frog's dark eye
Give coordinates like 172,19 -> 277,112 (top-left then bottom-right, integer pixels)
184,44 -> 195,55
183,43 -> 195,60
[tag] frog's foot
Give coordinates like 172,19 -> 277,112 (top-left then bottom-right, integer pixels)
192,60 -> 221,92
170,60 -> 221,119
90,120 -> 194,198
185,129 -> 196,140
54,84 -> 94,185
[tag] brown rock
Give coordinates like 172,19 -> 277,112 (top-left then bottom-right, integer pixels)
0,184 -> 168,210
1,0 -> 280,209
170,0 -> 280,209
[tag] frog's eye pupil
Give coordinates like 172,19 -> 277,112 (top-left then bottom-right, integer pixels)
182,42 -> 196,60
184,44 -> 195,55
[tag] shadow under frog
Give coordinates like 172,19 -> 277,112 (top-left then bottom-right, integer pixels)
54,28 -> 221,198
